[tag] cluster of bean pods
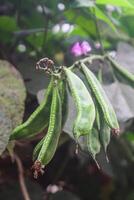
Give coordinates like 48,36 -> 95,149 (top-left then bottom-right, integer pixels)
10,55 -> 134,178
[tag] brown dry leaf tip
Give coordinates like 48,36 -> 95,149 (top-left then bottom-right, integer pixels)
36,57 -> 54,71
31,160 -> 45,179
111,128 -> 120,136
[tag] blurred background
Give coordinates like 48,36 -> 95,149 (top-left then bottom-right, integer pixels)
0,0 -> 134,199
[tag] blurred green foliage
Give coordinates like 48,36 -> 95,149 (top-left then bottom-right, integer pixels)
0,0 -> 134,61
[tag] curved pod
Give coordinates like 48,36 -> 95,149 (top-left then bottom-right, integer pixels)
10,78 -> 53,140
33,80 -> 68,161
81,63 -> 119,134
36,83 -> 62,165
107,55 -> 134,88
64,67 -> 96,139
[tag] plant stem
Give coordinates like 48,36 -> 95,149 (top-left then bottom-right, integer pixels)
41,4 -> 50,53
14,154 -> 31,200
69,54 -> 105,71
92,7 -> 105,55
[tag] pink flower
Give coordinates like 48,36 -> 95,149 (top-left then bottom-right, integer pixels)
81,41 -> 92,55
70,42 -> 82,57
71,41 -> 92,57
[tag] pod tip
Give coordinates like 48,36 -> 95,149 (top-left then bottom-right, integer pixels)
31,160 -> 45,179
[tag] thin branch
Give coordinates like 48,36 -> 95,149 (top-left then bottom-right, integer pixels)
69,54 -> 105,70
14,154 -> 31,200
40,4 -> 50,52
42,19 -> 50,52
13,28 -> 50,37
92,7 -> 105,55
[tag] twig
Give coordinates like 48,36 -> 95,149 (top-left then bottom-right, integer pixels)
92,7 -> 105,55
40,4 -> 50,52
42,19 -> 49,52
14,154 -> 31,200
13,28 -> 50,37
69,54 -> 105,70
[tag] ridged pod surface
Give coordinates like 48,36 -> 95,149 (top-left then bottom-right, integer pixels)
77,128 -> 101,166
81,63 -> 119,134
87,129 -> 101,161
107,55 -> 134,88
33,80 -> 68,161
100,123 -> 111,155
95,103 -> 111,155
58,80 -> 68,127
10,78 -> 54,140
64,67 -> 96,139
36,82 -> 62,165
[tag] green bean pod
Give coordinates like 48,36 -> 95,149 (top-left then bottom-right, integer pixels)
63,67 -> 96,139
87,129 -> 101,161
33,80 -> 68,161
59,80 -> 68,127
97,102 -> 111,153
33,137 -> 44,161
107,55 -> 134,87
78,128 -> 101,161
100,123 -> 111,155
36,82 -> 62,166
81,63 -> 119,135
95,106 -> 101,131
10,78 -> 53,140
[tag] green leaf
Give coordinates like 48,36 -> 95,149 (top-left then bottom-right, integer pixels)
0,16 -> 18,32
64,10 -> 96,36
70,0 -> 95,8
120,15 -> 134,37
69,25 -> 89,37
96,0 -> 134,8
91,6 -> 117,32
0,16 -> 18,43
27,33 -> 44,48
0,60 -> 26,155
125,132 -> 134,141
128,0 -> 134,5
0,98 -> 12,155
122,7 -> 134,16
